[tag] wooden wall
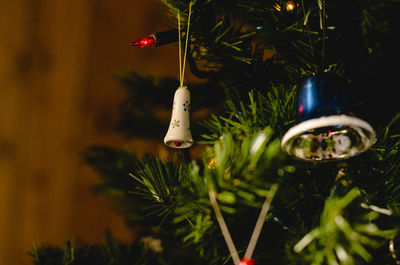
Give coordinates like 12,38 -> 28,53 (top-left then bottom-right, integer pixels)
0,0 -> 190,264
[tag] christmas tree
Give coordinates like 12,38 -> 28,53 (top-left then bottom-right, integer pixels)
31,0 -> 400,265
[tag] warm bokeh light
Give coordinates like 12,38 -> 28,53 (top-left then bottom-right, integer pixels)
207,158 -> 217,169
273,3 -> 281,12
286,1 -> 295,11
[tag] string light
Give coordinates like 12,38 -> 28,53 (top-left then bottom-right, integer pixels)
274,1 -> 296,12
130,35 -> 156,47
286,1 -> 295,11
130,29 -> 179,48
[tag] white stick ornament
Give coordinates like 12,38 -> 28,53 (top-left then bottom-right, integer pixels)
209,184 -> 279,265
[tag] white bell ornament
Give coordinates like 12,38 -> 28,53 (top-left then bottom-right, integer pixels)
164,86 -> 193,148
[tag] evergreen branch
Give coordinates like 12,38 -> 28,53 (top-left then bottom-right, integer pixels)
129,154 -> 190,219
200,86 -> 297,143
294,188 -> 399,265
31,234 -> 170,265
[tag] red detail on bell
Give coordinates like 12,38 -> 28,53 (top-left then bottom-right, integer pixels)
174,141 -> 183,147
238,258 -> 255,265
130,36 -> 156,47
299,104 -> 304,114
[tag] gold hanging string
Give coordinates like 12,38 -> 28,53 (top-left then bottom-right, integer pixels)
317,0 -> 327,71
177,2 -> 194,88
181,1 -> 193,87
178,12 -> 182,86
301,0 -> 317,73
322,0 -> 326,71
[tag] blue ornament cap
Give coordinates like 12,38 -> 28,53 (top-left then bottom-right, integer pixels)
282,73 -> 376,162
298,73 -> 351,122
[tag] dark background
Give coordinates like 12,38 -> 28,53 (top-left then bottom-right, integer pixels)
0,1 -> 200,264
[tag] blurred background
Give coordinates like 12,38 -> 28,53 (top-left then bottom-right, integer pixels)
0,1 -> 198,264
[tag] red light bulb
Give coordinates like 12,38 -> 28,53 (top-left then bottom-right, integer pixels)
238,258 -> 255,265
130,36 -> 156,47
